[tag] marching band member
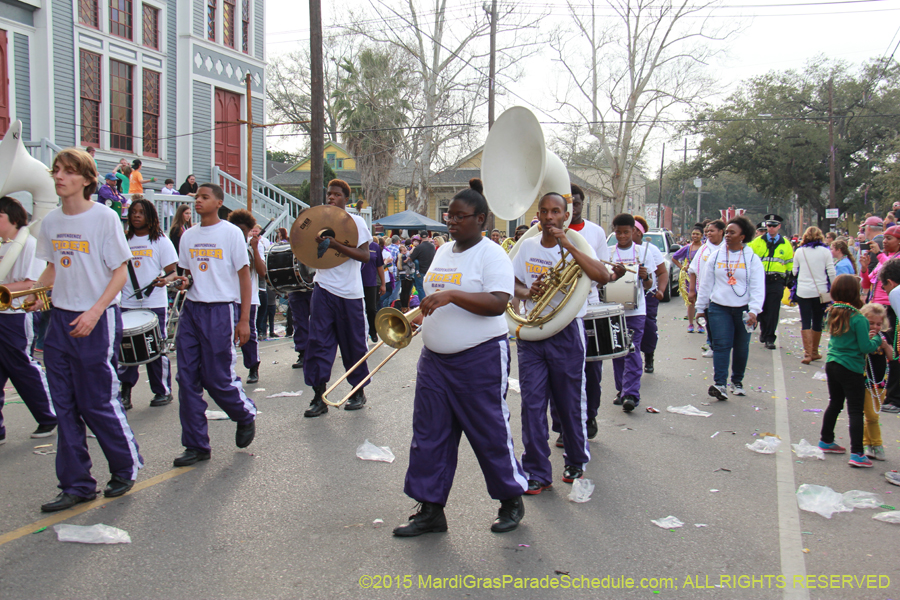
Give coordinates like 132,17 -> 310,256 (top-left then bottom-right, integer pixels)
0,197 -> 56,445
695,216 -> 765,400
514,193 -> 609,492
118,199 -> 178,409
303,179 -> 372,417
166,183 -> 256,466
632,216 -> 668,374
33,149 -> 143,511
227,210 -> 265,385
394,179 -> 528,537
688,220 -> 726,358
607,213 -> 663,412
552,184 -> 609,448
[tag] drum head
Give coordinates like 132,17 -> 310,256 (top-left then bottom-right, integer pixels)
585,302 -> 624,318
122,309 -> 159,333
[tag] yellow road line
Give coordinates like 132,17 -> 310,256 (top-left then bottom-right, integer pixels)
0,466 -> 195,547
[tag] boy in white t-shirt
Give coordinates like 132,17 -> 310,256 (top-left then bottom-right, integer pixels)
303,179 -> 374,417
632,216 -> 669,375
33,149 -> 143,512
228,210 -> 266,385
164,183 -> 257,466
514,193 -> 609,492
0,196 -> 56,445
607,213 -> 662,413
118,199 -> 178,409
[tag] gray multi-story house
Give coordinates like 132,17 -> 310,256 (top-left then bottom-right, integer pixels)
0,0 -> 267,196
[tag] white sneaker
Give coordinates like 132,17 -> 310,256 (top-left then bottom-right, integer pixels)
708,384 -> 728,401
729,383 -> 746,396
702,349 -> 714,358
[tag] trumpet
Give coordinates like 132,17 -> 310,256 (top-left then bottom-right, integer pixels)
322,306 -> 421,407
0,285 -> 52,311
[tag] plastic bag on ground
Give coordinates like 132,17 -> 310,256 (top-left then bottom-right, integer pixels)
873,511 -> 900,524
812,371 -> 827,381
651,516 -> 684,529
666,405 -> 712,417
568,478 -> 595,503
356,439 -> 395,463
265,390 -> 303,398
796,484 -> 853,518
54,524 -> 131,544
791,439 -> 825,460
746,436 -> 782,454
842,490 -> 884,509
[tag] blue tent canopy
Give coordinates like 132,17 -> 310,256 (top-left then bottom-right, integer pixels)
372,210 -> 448,233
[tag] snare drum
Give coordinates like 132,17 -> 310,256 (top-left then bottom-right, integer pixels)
583,303 -> 632,361
600,270 -> 640,310
266,243 -> 315,293
119,309 -> 164,366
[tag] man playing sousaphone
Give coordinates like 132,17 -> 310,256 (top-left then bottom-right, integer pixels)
513,193 -> 609,495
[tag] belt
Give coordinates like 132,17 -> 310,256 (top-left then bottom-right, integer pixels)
765,272 -> 786,282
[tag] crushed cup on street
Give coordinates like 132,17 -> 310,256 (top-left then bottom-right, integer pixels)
54,524 -> 131,544
746,436 -> 782,454
873,511 -> 900,524
356,439 -> 395,463
568,478 -> 595,503
842,490 -> 883,509
205,410 -> 229,420
651,516 -> 684,529
796,484 -> 853,519
791,439 -> 825,460
666,405 -> 712,417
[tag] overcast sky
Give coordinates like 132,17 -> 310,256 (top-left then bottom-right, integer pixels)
263,0 -> 900,170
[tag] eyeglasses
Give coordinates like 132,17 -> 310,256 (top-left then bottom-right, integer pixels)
443,213 -> 476,224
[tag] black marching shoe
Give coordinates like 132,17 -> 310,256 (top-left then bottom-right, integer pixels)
555,433 -> 564,448
31,423 -> 57,438
393,502 -> 448,537
622,395 -> 638,412
644,353 -> 654,373
173,448 -> 211,467
292,352 -> 304,369
562,465 -> 584,483
120,384 -> 133,411
613,392 -> 623,406
150,394 -> 173,407
344,389 -> 367,411
41,492 -> 96,513
491,496 -> 524,533
104,475 -> 135,498
586,417 -> 598,440
304,385 -> 328,418
246,363 -> 260,385
765,340 -> 776,350
236,420 -> 256,448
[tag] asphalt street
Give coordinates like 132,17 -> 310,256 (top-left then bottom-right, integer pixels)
0,297 -> 898,600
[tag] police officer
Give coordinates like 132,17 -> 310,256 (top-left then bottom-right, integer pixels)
748,214 -> 793,350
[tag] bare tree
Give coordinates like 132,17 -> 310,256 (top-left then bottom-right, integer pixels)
342,0 -> 543,215
551,0 -> 734,215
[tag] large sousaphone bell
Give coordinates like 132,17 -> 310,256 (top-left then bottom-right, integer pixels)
481,107 -> 592,341
289,204 -> 359,269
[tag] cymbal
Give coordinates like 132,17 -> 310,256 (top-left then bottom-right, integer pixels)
290,205 -> 359,269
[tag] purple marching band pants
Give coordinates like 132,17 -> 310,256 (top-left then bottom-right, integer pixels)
289,290 -> 312,353
117,306 -> 171,396
304,284 -> 369,388
175,300 -> 257,453
641,293 -> 660,355
550,317 -> 603,432
613,315 -> 646,399
0,312 -> 56,437
518,319 -> 590,486
404,335 -> 528,505
238,304 -> 259,370
44,306 -> 143,497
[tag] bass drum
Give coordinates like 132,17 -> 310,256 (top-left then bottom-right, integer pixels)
267,243 -> 315,293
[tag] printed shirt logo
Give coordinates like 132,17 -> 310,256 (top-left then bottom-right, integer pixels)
525,257 -> 553,279
60,256 -> 72,268
198,262 -> 209,272
131,248 -> 153,258
53,240 -> 90,253
425,268 -> 462,290
189,248 -> 223,260
133,259 -> 142,268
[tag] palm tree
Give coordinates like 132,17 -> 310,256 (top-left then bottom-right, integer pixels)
333,48 -> 411,219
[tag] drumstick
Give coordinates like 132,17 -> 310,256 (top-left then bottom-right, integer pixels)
600,259 -> 638,274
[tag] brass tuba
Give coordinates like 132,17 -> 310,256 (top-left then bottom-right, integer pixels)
481,107 -> 593,341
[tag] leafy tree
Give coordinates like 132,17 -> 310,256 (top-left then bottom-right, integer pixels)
333,48 -> 411,218
266,149 -> 301,165
291,161 -> 338,206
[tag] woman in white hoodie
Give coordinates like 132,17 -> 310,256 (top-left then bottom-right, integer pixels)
792,227 -> 837,364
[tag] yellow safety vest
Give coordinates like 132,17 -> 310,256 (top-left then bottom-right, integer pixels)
748,235 -> 793,275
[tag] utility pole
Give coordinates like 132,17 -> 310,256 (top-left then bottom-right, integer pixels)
486,0 -> 497,130
245,73 -> 253,211
656,143 -> 665,228
828,77 -> 837,229
681,139 -> 687,232
309,0 -> 325,206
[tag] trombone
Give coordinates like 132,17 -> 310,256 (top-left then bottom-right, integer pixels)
0,285 -> 52,311
323,306 -> 421,407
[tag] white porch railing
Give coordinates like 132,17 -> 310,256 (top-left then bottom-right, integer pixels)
24,138 -> 63,166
